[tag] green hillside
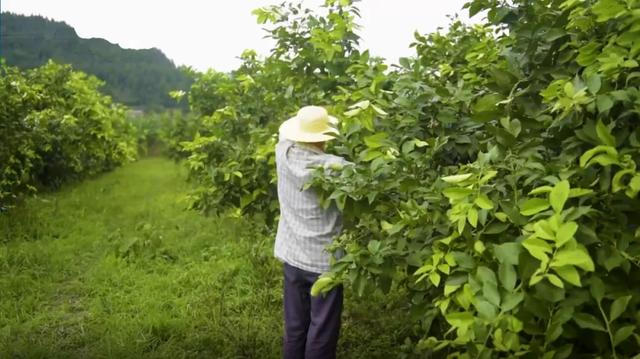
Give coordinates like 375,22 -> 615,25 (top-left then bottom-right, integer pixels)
0,12 -> 193,110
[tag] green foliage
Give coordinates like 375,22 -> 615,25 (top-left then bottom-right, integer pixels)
179,0 -> 640,356
0,60 -> 138,209
1,12 -> 193,110
0,158 -> 409,358
129,110 -> 201,159
180,1 -> 365,221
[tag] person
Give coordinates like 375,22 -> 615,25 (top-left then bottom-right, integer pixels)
274,105 -> 350,359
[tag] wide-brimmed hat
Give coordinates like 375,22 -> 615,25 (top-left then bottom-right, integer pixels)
279,106 -> 339,143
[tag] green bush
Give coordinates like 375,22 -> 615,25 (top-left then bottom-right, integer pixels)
0,60 -> 138,208
128,110 -> 199,158
179,0 -> 640,356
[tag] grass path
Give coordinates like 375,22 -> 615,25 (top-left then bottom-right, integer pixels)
1,157 -> 284,358
0,157 -> 407,358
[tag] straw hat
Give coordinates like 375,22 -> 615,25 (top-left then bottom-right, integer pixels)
279,106 -> 339,143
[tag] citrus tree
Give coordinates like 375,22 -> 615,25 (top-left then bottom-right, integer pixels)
180,0 -> 640,356
0,60 -> 138,209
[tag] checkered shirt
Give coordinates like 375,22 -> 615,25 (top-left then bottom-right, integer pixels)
274,137 -> 349,274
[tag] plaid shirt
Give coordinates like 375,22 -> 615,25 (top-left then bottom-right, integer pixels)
274,138 -> 349,274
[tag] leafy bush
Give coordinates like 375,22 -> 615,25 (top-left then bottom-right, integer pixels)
0,60 -> 138,208
180,0 -> 640,357
180,2 -> 366,221
129,110 -> 198,158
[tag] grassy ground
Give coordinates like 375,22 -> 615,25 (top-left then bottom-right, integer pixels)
0,157 -> 409,358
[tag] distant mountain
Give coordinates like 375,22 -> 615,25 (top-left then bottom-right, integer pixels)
0,12 -> 193,111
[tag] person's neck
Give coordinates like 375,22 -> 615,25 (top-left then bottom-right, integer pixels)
309,142 -> 325,152
297,141 -> 325,153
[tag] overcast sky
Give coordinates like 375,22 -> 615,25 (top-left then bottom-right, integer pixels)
2,0 -> 473,72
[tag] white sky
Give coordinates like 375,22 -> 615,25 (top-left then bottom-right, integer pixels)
2,0 -> 473,72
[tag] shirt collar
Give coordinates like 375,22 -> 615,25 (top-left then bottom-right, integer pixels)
294,142 -> 325,154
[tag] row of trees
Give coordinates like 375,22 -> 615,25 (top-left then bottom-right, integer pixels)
0,61 -> 139,210
176,0 -> 640,357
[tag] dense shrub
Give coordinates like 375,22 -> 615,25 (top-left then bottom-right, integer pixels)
129,110 -> 200,159
180,0 -> 640,357
0,60 -> 138,209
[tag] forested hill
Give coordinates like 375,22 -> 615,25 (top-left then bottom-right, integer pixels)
0,12 -> 193,110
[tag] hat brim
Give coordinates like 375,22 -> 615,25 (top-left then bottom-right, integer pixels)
279,115 -> 339,143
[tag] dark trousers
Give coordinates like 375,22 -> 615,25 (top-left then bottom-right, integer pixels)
283,262 -> 343,359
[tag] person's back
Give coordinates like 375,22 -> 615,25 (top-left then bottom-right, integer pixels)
274,138 -> 346,273
274,106 -> 348,359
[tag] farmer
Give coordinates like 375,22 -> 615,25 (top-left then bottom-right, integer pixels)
274,105 -> 350,359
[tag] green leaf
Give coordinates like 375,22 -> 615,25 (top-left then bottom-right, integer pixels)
484,222 -> 510,234
364,133 -> 389,149
501,291 -> 524,312
587,153 -> 620,167
370,104 -> 388,116
445,312 -> 475,329
350,100 -> 371,110
534,220 -> 556,240
311,275 -> 335,296
610,295 -> 632,322
522,237 -> 553,262
477,266 -> 497,285
495,212 -> 508,222
614,325 -> 635,346
344,108 -> 361,117
596,94 -> 614,113
529,186 -> 553,195
474,240 -> 486,254
442,173 -> 473,183
596,119 -> 616,147
437,264 -> 450,274
367,240 -> 381,253
443,188 -> 474,200
586,74 -> 602,94
579,145 -> 618,167
546,273 -> 565,288
577,42 -> 601,66
553,265 -> 582,287
438,108 -> 457,124
564,82 -> 575,97
612,169 -> 634,192
483,281 -> 501,306
556,221 -> 578,247
361,150 -> 383,162
529,273 -> 544,286
569,188 -> 593,198
476,299 -> 498,320
493,242 -> 521,265
479,170 -> 497,184
550,180 -> 570,213
444,284 -> 461,296
520,198 -> 551,216
430,272 -> 441,287
574,313 -> 607,332
475,193 -> 494,209
472,93 -> 503,122
551,247 -> 595,271
627,174 -> 640,198
467,208 -> 479,228
590,277 -> 606,303
499,263 -> 517,291
591,0 -> 626,22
